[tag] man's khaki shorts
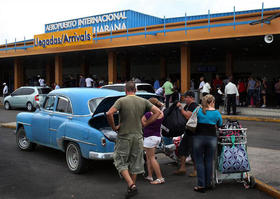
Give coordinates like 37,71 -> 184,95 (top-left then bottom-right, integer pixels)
113,135 -> 144,175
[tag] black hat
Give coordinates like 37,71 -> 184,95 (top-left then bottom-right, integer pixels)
183,91 -> 195,98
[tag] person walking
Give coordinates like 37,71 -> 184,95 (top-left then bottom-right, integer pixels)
3,83 -> 8,98
274,78 -> 280,108
79,74 -> 86,87
198,76 -> 205,100
106,81 -> 161,198
201,80 -> 211,97
247,76 -> 256,107
173,91 -> 198,177
261,78 -> 268,108
54,82 -> 60,89
38,75 -> 46,87
237,79 -> 246,107
162,77 -> 174,108
224,77 -> 239,115
193,94 -> 223,193
142,98 -> 165,185
85,76 -> 94,88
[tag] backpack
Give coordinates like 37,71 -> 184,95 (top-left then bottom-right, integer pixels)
161,101 -> 187,137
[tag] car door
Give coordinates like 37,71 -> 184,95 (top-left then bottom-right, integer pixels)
9,88 -> 23,107
32,95 -> 56,146
49,96 -> 73,147
19,88 -> 35,107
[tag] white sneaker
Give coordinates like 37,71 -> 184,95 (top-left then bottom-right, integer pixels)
261,105 -> 266,108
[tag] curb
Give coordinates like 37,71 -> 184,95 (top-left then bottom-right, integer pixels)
222,115 -> 280,123
0,122 -> 16,129
255,179 -> 280,199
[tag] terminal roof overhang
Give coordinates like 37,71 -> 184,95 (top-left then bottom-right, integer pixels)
0,8 -> 280,58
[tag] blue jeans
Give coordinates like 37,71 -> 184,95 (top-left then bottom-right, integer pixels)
193,136 -> 217,187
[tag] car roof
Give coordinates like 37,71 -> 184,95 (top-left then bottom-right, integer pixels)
102,83 -> 152,87
49,88 -> 124,115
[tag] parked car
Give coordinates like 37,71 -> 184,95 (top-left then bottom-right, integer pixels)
101,83 -> 155,93
16,88 -> 160,174
4,86 -> 51,111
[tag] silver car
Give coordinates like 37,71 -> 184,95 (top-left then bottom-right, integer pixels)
4,86 -> 51,111
101,83 -> 155,93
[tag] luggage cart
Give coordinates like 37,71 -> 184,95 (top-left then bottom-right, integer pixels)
213,126 -> 255,189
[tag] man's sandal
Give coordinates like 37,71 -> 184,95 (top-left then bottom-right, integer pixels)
150,178 -> 165,185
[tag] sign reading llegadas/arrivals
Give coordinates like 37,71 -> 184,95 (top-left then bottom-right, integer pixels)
34,27 -> 93,49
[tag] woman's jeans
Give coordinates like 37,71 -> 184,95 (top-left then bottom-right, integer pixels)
193,135 -> 217,187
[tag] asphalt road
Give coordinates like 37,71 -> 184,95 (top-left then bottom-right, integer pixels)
0,128 -> 272,199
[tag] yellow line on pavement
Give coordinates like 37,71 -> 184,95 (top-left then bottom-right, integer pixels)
222,115 -> 280,123
255,179 -> 280,199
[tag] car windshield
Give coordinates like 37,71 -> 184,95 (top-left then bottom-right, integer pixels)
38,88 -> 52,94
88,97 -> 105,113
137,85 -> 155,93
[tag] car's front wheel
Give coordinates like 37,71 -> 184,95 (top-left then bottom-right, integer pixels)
16,127 -> 36,151
4,101 -> 11,110
66,142 -> 88,174
26,102 -> 34,112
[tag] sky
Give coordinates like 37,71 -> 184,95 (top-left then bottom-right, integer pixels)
0,0 -> 280,44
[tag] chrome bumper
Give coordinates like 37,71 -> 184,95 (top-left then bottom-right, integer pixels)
89,151 -> 114,160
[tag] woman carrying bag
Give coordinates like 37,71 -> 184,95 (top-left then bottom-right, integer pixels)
192,94 -> 223,193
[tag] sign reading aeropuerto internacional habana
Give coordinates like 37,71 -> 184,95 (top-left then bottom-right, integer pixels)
34,11 -> 129,49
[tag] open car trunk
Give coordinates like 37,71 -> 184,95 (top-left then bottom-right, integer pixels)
88,93 -> 163,142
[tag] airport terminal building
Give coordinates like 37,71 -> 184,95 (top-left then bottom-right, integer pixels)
0,7 -> 280,95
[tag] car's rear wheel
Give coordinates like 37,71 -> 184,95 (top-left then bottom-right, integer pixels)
66,142 -> 88,174
16,127 -> 36,151
26,102 -> 34,112
4,101 -> 10,110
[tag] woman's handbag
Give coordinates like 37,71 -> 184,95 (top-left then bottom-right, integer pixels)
185,106 -> 201,133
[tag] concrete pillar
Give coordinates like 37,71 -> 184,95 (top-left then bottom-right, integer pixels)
14,58 -> 23,89
108,51 -> 117,84
160,56 -> 167,81
55,55 -> 63,87
226,52 -> 233,77
180,45 -> 191,94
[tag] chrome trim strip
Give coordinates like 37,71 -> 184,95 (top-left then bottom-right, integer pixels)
49,128 -> 56,132
63,136 -> 96,146
89,151 -> 114,160
17,122 -> 31,126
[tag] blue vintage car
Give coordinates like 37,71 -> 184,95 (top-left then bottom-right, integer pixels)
16,88 -> 159,173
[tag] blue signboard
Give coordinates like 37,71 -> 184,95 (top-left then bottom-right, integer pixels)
45,10 -> 162,34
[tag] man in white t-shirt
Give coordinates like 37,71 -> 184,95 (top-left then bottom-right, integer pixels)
3,83 -> 8,98
38,76 -> 45,87
225,77 -> 239,115
85,77 -> 94,88
198,76 -> 205,100
201,81 -> 211,96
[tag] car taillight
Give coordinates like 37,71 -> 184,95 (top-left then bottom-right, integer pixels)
101,137 -> 106,147
35,95 -> 39,101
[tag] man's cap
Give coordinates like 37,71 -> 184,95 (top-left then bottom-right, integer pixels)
3,82 -> 6,85
183,91 -> 195,98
